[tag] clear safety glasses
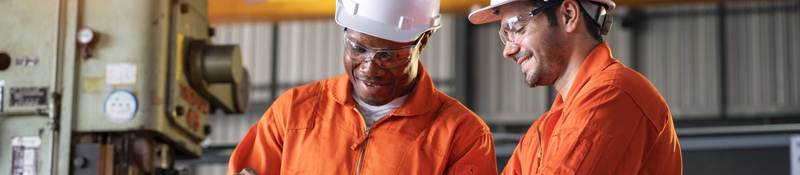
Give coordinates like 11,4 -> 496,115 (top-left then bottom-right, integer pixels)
343,36 -> 416,69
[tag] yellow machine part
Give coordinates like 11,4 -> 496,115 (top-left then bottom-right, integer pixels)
208,0 -> 774,23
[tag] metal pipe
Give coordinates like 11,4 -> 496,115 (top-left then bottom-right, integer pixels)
453,16 -> 475,108
49,0 -> 70,173
717,2 -> 728,120
678,123 -> 800,137
270,24 -> 280,102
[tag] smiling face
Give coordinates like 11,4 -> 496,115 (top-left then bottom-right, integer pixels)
343,30 -> 422,106
498,1 -> 570,87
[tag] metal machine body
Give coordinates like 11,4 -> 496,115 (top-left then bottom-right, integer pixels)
0,0 -> 248,174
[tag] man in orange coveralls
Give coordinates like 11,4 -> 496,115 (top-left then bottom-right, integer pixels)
468,0 -> 682,174
227,0 -> 498,174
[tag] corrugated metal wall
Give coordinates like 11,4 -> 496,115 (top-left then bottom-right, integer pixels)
724,1 -> 800,117
640,1 -> 800,120
641,3 -> 723,119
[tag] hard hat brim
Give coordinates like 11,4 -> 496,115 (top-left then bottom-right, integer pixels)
468,0 -> 518,24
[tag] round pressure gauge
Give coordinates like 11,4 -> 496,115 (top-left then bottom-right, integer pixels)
104,90 -> 138,123
78,28 -> 96,44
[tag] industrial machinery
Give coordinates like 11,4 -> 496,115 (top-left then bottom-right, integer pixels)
0,0 -> 249,174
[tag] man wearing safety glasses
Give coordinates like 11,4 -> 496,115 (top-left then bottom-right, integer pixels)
227,0 -> 498,174
469,0 -> 682,174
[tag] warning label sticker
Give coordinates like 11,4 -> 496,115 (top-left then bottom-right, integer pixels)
9,87 -> 48,107
11,136 -> 40,175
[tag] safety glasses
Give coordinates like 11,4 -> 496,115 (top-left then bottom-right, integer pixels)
343,36 -> 416,69
497,0 -> 563,45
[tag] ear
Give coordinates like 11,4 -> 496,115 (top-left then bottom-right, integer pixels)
560,0 -> 581,34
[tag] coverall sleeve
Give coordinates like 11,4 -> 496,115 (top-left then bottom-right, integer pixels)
541,85 -> 655,175
445,130 -> 499,175
226,107 -> 286,175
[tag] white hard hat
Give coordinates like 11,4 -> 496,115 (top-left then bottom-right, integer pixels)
468,0 -> 616,24
335,0 -> 442,43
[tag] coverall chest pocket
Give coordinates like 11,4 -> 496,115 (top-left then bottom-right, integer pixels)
283,114 -> 351,175
543,130 -> 596,174
282,128 -> 326,175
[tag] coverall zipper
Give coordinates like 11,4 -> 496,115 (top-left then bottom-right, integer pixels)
355,128 -> 370,175
354,110 -> 391,175
535,123 -> 544,173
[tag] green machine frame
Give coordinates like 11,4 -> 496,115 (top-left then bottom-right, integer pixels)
0,0 -> 248,174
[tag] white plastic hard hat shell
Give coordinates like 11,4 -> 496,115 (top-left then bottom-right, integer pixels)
335,0 -> 441,43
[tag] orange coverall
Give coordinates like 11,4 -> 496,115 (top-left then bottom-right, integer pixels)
227,66 -> 498,175
502,43 -> 683,175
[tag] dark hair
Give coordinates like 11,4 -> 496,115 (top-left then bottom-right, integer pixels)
540,0 -> 603,41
